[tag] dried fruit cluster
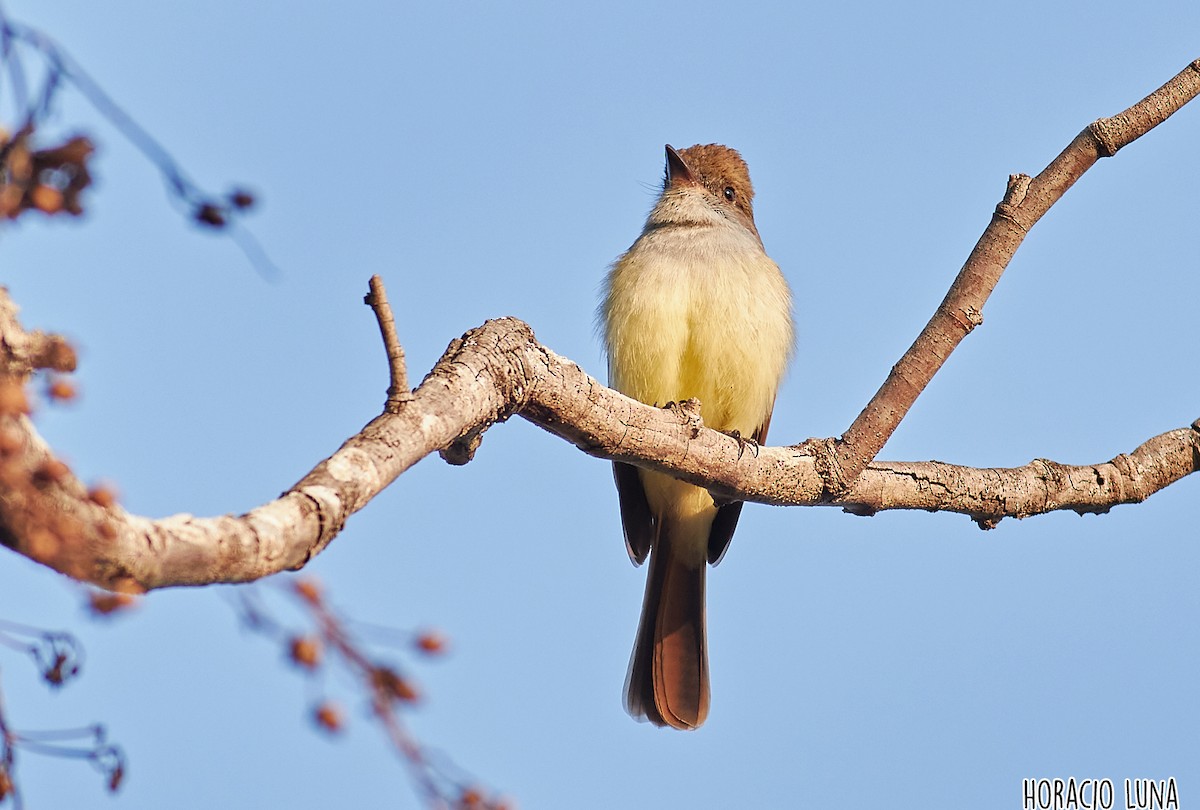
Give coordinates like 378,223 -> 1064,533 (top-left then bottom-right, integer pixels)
0,129 -> 94,220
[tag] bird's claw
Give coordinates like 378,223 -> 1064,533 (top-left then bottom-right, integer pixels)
727,429 -> 761,460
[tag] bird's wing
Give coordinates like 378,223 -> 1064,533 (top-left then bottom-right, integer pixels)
706,412 -> 772,566
613,461 -> 654,565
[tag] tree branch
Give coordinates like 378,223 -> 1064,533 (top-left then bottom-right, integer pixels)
824,58 -> 1200,495
0,302 -> 1195,592
364,274 -> 411,413
0,59 -> 1196,592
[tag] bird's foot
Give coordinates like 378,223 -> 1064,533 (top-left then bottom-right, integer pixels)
664,399 -> 704,438
725,428 -> 761,460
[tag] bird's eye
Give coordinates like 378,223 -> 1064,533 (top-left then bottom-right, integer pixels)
723,186 -> 735,202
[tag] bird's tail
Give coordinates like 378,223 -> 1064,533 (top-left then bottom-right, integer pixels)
624,515 -> 709,730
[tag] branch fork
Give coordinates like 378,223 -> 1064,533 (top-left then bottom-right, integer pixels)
0,58 -> 1197,591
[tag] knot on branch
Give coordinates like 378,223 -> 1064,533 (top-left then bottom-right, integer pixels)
951,305 -> 983,333
1089,119 -> 1123,158
994,173 -> 1032,230
971,514 -> 1002,530
429,318 -> 540,466
1029,456 -> 1062,499
800,436 -> 847,500
1106,451 -> 1147,504
440,431 -> 483,466
453,317 -> 540,410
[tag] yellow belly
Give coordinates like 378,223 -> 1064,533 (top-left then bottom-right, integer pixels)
602,230 -> 794,526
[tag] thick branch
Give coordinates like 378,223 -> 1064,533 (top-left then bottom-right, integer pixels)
0,59 -> 1196,591
839,423 -> 1200,527
827,58 -> 1200,495
0,306 -> 1195,592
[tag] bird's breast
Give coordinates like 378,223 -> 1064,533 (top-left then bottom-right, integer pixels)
602,223 -> 794,437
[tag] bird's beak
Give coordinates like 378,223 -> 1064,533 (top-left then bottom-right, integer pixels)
664,144 -> 696,188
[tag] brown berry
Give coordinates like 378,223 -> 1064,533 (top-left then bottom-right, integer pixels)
229,189 -> 255,209
46,378 -> 77,401
88,484 -> 118,508
289,635 -> 322,670
415,630 -> 448,655
195,203 -> 226,228
89,591 -> 137,616
33,457 -> 71,486
29,185 -> 64,214
313,702 -> 343,733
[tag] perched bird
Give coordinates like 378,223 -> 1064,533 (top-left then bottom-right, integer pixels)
600,144 -> 794,729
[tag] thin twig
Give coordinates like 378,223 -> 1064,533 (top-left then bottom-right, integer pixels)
0,10 -> 29,123
230,579 -> 495,809
365,275 -> 411,412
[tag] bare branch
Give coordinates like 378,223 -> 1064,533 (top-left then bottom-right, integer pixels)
0,620 -> 126,805
0,60 -> 1195,591
0,301 -> 1195,591
838,423 -> 1200,528
827,58 -> 1200,495
364,275 -> 412,412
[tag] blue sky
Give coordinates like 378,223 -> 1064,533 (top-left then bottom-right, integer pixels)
1,2 -> 1197,808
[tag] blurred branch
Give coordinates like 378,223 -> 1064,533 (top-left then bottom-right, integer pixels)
0,620 -> 125,807
228,577 -> 508,810
0,619 -> 82,687
0,127 -> 95,220
0,61 -> 1195,590
0,8 -> 276,276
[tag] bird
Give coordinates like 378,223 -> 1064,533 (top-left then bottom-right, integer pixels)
599,144 -> 794,729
